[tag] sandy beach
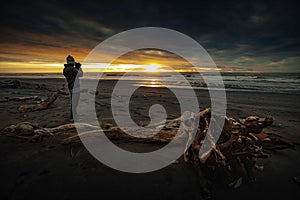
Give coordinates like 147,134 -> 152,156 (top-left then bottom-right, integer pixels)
0,77 -> 299,200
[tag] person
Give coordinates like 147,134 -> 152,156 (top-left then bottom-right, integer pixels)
63,55 -> 83,121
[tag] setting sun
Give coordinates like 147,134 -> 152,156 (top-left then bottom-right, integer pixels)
143,63 -> 162,72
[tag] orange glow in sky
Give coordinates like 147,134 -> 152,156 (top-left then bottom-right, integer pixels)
0,48 -> 199,73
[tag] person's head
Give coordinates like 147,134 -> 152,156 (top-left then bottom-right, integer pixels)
66,55 -> 75,65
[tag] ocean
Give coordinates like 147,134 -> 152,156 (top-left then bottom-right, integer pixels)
1,72 -> 299,94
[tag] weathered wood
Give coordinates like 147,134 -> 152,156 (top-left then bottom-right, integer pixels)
33,123 -> 99,136
5,96 -> 40,101
2,109 -> 294,152
2,111 -> 198,145
3,122 -> 40,135
18,91 -> 60,112
60,128 -> 178,145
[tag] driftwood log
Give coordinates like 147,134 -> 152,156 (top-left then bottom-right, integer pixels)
2,111 -> 197,144
2,108 -> 294,151
18,91 -> 60,113
5,96 -> 41,101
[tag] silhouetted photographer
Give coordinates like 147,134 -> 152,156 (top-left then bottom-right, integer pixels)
63,55 -> 83,121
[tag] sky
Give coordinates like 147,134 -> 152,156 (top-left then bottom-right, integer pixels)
0,0 -> 299,73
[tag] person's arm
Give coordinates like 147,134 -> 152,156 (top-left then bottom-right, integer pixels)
75,62 -> 83,77
73,68 -> 79,77
63,66 -> 67,77
78,67 -> 83,77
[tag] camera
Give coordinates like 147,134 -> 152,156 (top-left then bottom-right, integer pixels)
75,62 -> 81,69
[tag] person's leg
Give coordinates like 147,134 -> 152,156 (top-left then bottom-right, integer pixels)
72,92 -> 80,120
69,89 -> 73,120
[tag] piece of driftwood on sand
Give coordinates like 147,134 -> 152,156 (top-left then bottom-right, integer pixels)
18,91 -> 60,113
2,108 -> 294,151
2,111 -> 196,144
5,96 -> 41,101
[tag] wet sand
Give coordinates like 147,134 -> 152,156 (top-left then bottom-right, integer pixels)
0,77 -> 300,200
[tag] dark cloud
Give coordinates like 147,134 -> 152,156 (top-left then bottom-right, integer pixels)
0,0 -> 299,72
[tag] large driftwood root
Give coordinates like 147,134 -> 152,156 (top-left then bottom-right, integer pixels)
184,109 -> 295,191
